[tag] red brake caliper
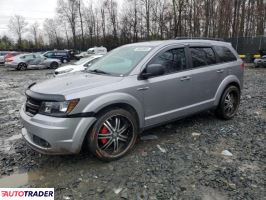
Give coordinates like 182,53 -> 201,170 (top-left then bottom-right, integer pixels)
100,126 -> 109,144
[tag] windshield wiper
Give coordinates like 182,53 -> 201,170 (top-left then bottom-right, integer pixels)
88,69 -> 110,75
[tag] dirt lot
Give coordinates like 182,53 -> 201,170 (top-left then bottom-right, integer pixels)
0,65 -> 265,200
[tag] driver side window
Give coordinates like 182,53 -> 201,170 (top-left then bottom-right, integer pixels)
149,48 -> 186,75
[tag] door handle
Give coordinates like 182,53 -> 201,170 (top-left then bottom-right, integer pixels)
180,76 -> 191,81
217,69 -> 224,73
137,87 -> 149,91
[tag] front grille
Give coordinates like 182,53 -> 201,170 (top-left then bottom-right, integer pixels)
25,97 -> 42,116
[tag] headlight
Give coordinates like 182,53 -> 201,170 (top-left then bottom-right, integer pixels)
39,99 -> 79,117
58,68 -> 73,74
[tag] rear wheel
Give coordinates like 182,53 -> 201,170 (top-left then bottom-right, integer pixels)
17,63 -> 27,70
88,109 -> 138,161
215,85 -> 240,120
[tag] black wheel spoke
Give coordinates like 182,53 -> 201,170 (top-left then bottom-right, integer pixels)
97,114 -> 134,156
118,124 -> 128,135
118,137 -> 127,142
113,138 -> 119,152
98,133 -> 112,139
102,138 -> 114,150
114,117 -> 121,131
104,121 -> 115,133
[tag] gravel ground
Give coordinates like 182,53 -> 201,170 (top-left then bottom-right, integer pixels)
0,65 -> 265,200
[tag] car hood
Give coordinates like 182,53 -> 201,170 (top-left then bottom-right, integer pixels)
55,64 -> 82,72
30,72 -> 124,96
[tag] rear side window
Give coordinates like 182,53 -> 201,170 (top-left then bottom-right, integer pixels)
190,47 -> 216,68
55,52 -> 67,56
214,46 -> 237,62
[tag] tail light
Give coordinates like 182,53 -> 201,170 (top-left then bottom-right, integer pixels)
241,62 -> 245,70
6,58 -> 13,62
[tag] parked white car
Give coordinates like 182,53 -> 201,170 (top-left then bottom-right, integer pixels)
54,54 -> 103,76
75,51 -> 90,59
254,55 -> 266,68
87,47 -> 107,55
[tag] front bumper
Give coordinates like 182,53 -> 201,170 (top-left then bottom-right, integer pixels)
20,105 -> 96,155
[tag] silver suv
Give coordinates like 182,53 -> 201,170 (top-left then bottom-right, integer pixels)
20,39 -> 244,161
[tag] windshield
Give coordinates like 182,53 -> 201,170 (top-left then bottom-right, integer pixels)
87,46 -> 153,76
73,58 -> 91,65
73,57 -> 96,65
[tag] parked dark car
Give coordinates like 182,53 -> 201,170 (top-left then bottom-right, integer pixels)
43,50 -> 71,63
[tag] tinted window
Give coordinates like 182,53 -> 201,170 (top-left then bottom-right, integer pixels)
149,48 -> 186,74
25,55 -> 35,59
44,52 -> 54,57
190,47 -> 216,68
214,46 -> 237,62
55,52 -> 67,56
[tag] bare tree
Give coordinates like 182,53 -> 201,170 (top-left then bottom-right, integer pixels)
29,22 -> 39,47
8,15 -> 28,49
43,18 -> 61,48
57,0 -> 79,49
77,0 -> 85,49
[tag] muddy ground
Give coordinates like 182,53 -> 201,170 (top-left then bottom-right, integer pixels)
0,65 -> 265,200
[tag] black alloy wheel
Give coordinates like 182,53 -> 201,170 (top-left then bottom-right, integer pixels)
216,85 -> 240,120
88,109 -> 138,161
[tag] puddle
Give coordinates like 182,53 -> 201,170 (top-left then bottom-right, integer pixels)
0,173 -> 29,187
0,170 -> 44,188
0,134 -> 22,154
0,158 -> 105,188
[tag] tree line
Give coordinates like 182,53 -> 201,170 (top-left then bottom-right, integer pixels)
1,0 -> 265,51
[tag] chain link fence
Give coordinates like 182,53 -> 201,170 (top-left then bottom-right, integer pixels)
225,36 -> 266,62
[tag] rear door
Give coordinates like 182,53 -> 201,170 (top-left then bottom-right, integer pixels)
28,55 -> 42,65
183,46 -> 227,107
24,54 -> 36,64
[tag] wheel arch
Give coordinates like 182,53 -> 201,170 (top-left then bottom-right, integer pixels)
18,62 -> 27,67
214,75 -> 241,106
82,92 -> 145,129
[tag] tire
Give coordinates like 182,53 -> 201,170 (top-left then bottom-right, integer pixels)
50,62 -> 59,69
18,63 -> 27,71
88,108 -> 138,161
215,85 -> 240,120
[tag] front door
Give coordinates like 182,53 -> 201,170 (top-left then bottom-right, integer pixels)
139,46 -> 193,127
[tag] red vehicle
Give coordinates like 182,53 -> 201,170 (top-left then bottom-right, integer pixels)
5,52 -> 22,62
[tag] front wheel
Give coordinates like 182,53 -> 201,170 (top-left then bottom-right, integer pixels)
88,109 -> 138,161
50,62 -> 59,69
215,85 -> 240,120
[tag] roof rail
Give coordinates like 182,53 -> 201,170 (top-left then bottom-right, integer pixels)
175,37 -> 224,41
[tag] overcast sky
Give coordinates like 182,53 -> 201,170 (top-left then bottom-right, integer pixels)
0,0 -> 58,36
0,0 -> 123,38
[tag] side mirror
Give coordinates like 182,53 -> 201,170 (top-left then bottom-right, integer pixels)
139,64 -> 164,80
